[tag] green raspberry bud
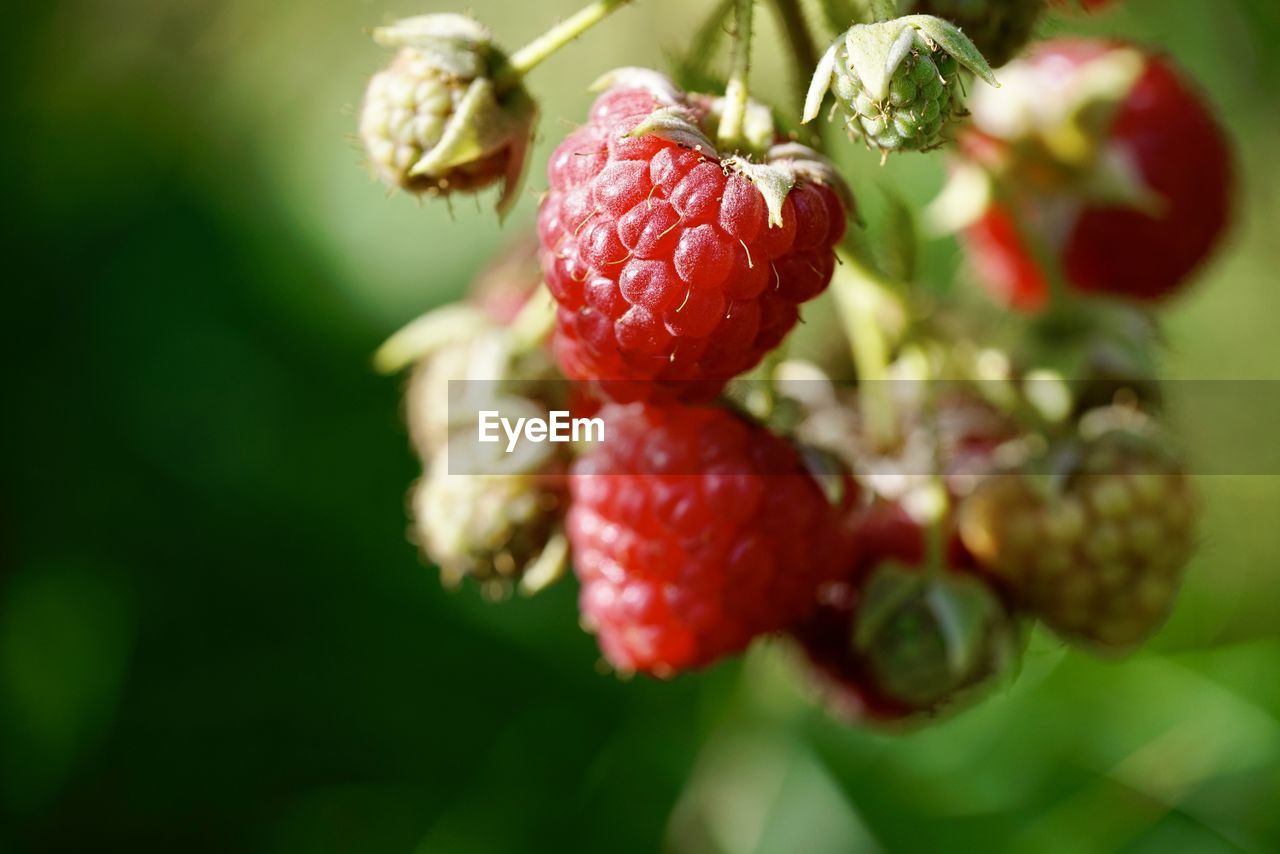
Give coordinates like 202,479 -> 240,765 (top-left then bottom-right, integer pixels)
358,14 -> 537,217
804,15 -> 998,153
906,0 -> 1045,68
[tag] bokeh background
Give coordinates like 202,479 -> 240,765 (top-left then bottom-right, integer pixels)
4,0 -> 1280,851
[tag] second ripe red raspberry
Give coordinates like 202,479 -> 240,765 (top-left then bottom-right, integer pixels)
567,402 -> 858,676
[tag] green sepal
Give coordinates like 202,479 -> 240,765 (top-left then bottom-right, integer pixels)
854,564 -> 1009,681
408,77 -> 538,219
924,574 -> 1006,677
840,21 -> 919,103
625,106 -> 720,156
853,562 -> 927,653
723,157 -> 797,228
518,530 -> 570,596
373,14 -> 492,79
802,41 -> 839,124
374,304 -> 491,374
897,15 -> 999,88
767,142 -> 858,220
798,445 -> 852,508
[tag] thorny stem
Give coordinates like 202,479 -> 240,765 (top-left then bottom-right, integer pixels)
718,0 -> 756,150
503,0 -> 634,84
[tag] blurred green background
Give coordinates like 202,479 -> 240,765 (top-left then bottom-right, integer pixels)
4,0 -> 1280,851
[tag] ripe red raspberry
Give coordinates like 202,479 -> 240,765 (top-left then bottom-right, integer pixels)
959,425 -> 1197,652
539,70 -> 849,402
958,40 -> 1232,309
792,502 -> 1014,724
567,402 -> 857,676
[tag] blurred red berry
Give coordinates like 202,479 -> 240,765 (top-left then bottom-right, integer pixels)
959,40 -> 1232,308
567,403 -> 857,676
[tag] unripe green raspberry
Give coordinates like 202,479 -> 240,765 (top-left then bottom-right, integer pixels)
837,41 -> 961,151
413,447 -> 564,595
805,15 -> 998,154
358,15 -> 536,216
907,0 -> 1045,68
960,424 -> 1197,652
404,329 -> 509,462
859,568 -> 1013,710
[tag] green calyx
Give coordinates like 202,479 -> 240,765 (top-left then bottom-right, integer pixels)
614,68 -> 853,229
854,563 -> 1015,711
804,15 -> 998,153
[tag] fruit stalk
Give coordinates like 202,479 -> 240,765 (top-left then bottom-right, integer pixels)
502,0 -> 634,84
718,0 -> 757,149
833,244 -> 900,450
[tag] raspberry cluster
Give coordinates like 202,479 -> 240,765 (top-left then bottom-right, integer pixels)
956,39 -> 1233,307
360,0 -> 1229,730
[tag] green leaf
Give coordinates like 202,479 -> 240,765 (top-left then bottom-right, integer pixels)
625,106 -> 720,157
840,21 -> 918,102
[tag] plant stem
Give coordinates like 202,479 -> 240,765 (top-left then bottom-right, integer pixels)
868,0 -> 899,22
833,242 -> 900,450
768,0 -> 820,107
503,0 -> 633,83
917,347 -> 951,578
718,0 -> 756,150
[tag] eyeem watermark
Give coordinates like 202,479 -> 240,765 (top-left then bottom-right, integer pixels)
478,410 -> 605,453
